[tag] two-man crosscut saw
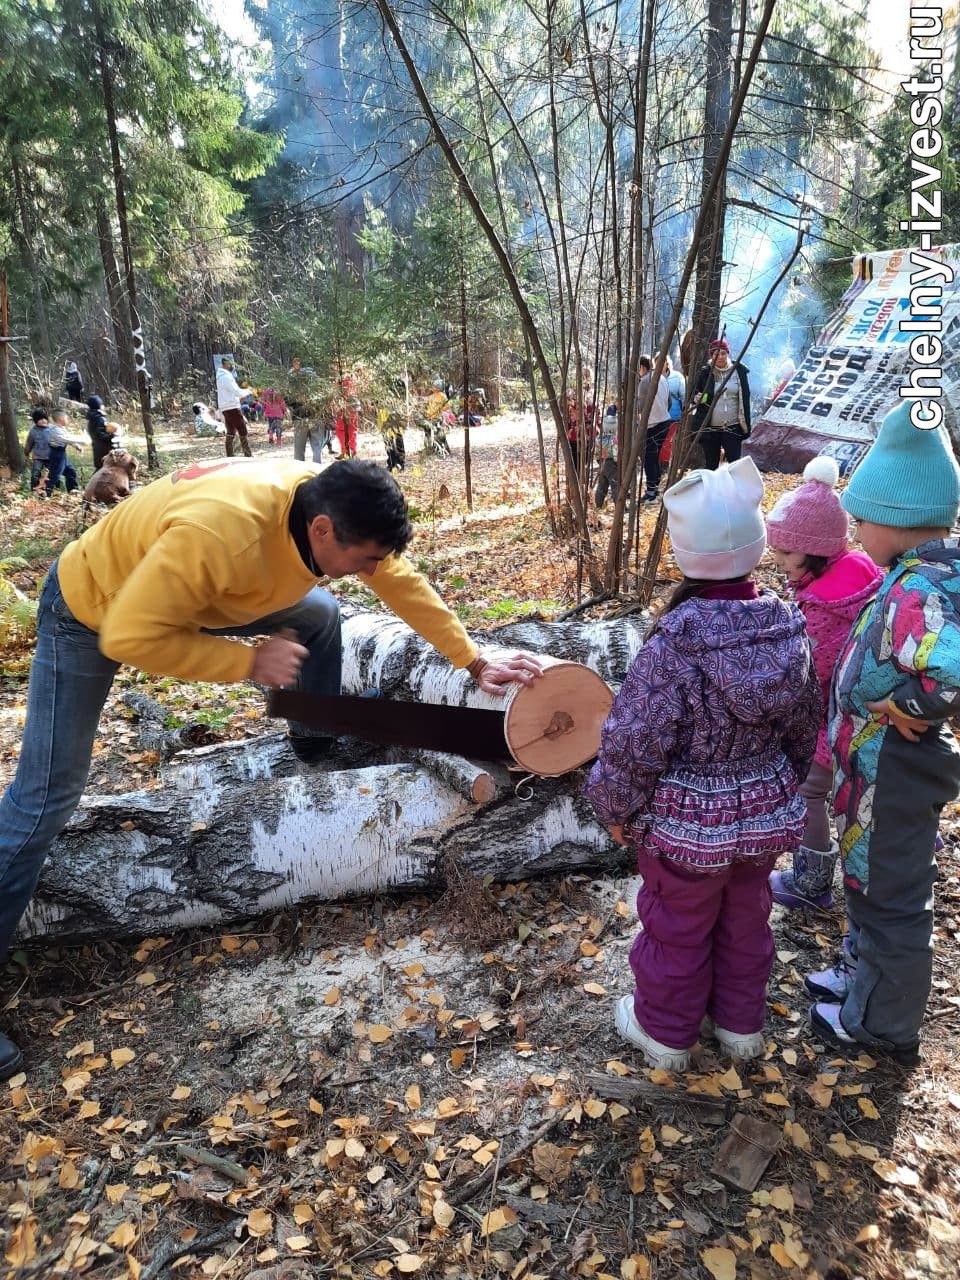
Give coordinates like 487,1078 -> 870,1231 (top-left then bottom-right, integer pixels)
267,689 -> 511,761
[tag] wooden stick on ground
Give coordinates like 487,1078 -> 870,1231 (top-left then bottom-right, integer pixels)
448,1112 -> 564,1205
175,1143 -> 251,1186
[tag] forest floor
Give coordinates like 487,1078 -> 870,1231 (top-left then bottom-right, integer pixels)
1,411 -> 959,1280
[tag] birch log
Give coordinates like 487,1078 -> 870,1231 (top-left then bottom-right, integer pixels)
19,610 -> 648,942
339,606 -> 648,703
20,739 -> 619,941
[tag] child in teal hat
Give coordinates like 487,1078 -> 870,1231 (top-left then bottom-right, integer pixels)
807,400 -> 960,1063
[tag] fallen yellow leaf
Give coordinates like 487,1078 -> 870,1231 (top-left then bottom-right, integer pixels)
395,1254 -> 423,1272
433,1200 -> 455,1227
107,1222 -> 138,1249
110,1047 -> 136,1069
769,1242 -> 794,1268
368,1024 -> 392,1043
480,1205 -> 518,1237
621,1256 -> 651,1280
701,1245 -> 737,1280
247,1208 -> 273,1237
872,1160 -> 919,1187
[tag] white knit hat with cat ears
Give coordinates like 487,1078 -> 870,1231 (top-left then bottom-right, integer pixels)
664,457 -> 767,580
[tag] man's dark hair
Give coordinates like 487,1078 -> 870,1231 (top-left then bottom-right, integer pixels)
638,354 -> 652,372
300,460 -> 412,553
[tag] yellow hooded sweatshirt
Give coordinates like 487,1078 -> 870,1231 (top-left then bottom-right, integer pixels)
57,457 -> 478,683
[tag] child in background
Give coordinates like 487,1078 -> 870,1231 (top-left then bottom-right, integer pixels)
262,388 -> 287,446
24,411 -> 54,494
765,457 -> 882,908
86,396 -> 117,468
192,402 -> 226,439
377,407 -> 406,473
46,409 -> 85,495
809,402 -> 960,1064
586,459 -> 820,1070
335,396 -> 360,458
594,403 -> 619,509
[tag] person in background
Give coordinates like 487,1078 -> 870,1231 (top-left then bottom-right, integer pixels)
193,402 -> 226,439
86,396 -> 117,469
288,358 -> 324,463
46,409 -> 85,495
378,406 -> 406,473
808,403 -> 960,1065
565,392 -> 596,476
262,388 -> 288,446
64,362 -> 84,402
24,411 -> 54,494
765,457 -> 882,909
594,402 -> 619,509
665,356 -> 685,424
215,357 -> 252,458
586,459 -> 819,1071
637,355 -> 672,503
691,338 -> 751,470
335,395 -> 360,459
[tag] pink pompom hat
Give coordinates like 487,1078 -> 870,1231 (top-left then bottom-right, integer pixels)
765,456 -> 849,559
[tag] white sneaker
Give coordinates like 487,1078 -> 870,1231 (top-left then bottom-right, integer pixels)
615,995 -> 692,1072
713,1022 -> 766,1060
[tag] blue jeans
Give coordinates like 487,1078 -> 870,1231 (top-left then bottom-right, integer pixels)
45,447 -> 79,494
0,564 -> 341,958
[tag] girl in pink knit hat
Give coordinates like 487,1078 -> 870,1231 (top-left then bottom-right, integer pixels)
766,456 -> 882,908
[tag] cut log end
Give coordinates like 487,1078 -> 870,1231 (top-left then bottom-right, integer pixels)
471,773 -> 496,804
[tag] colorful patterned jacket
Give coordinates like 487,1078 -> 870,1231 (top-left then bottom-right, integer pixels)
830,538 -> 960,890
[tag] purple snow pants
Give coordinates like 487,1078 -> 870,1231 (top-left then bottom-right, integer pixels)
630,850 -> 779,1050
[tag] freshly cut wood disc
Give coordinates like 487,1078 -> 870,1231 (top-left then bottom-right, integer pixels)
503,661 -> 613,776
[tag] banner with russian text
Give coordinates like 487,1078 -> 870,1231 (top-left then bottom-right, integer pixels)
747,245 -> 960,473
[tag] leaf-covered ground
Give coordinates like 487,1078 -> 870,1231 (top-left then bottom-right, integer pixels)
1,413 -> 959,1280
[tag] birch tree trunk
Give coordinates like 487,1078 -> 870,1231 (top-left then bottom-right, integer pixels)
22,744 -> 621,943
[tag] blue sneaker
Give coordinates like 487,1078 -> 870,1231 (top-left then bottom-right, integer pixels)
804,952 -> 857,1002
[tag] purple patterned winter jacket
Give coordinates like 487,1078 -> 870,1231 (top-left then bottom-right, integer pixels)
585,590 -> 822,869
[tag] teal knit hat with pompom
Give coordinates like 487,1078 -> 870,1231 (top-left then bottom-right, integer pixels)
842,400 -> 960,529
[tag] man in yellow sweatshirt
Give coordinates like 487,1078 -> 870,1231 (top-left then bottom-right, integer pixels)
0,457 -> 539,1080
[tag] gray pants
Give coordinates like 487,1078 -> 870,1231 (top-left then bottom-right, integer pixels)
841,725 -> 960,1050
293,421 -> 323,463
595,457 -> 618,508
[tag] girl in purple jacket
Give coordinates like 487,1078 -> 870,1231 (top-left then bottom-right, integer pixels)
765,457 -> 882,909
586,459 -> 821,1071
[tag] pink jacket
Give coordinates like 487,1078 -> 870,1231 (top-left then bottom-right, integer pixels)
794,549 -> 882,767
262,388 -> 287,420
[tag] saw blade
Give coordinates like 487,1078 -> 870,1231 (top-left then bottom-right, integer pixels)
267,689 -> 510,760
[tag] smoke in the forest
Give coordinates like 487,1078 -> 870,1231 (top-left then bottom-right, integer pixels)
720,200 -> 827,400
